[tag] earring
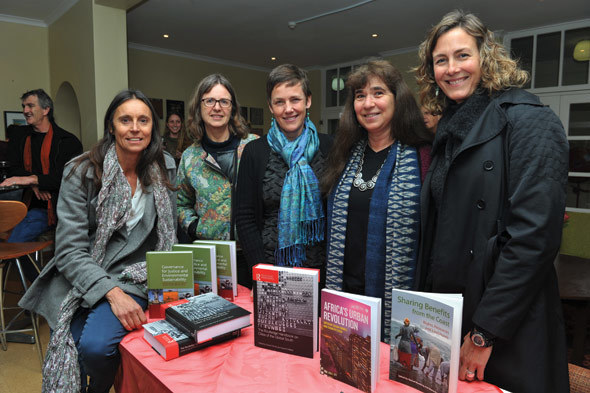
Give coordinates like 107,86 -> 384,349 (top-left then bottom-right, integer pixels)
306,110 -> 310,121
435,86 -> 440,97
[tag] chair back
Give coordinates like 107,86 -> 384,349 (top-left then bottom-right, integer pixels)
0,200 -> 27,234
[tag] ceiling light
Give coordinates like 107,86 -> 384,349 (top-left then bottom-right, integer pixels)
331,77 -> 345,91
163,34 -> 169,38
372,33 -> 378,38
271,57 -> 277,61
573,40 -> 590,61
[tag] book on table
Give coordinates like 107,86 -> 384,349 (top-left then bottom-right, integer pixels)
320,289 -> 381,393
142,319 -> 242,361
146,251 -> 194,319
194,240 -> 237,301
172,244 -> 218,295
164,291 -> 251,343
252,264 -> 319,358
389,289 -> 463,393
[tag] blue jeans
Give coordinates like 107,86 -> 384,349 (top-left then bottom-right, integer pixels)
7,208 -> 51,282
70,293 -> 147,393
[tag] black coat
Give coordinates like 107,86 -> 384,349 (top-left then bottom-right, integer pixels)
416,89 -> 569,393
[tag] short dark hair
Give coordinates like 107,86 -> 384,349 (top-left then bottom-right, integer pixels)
186,74 -> 249,142
21,89 -> 54,122
266,64 -> 311,103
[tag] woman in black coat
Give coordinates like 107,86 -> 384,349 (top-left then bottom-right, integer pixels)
414,10 -> 569,393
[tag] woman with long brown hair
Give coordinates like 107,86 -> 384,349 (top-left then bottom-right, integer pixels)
323,60 -> 432,342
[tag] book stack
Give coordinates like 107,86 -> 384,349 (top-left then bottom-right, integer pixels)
143,292 -> 251,361
252,264 -> 320,358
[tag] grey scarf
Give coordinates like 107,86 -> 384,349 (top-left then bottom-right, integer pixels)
42,144 -> 176,392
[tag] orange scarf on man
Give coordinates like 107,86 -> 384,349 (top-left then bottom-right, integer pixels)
23,123 -> 56,226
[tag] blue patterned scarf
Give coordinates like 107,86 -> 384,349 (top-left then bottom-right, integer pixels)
267,117 -> 325,266
326,139 -> 421,342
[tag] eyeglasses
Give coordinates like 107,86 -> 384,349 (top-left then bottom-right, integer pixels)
201,98 -> 232,108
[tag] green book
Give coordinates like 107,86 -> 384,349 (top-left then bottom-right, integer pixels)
172,244 -> 218,295
146,251 -> 194,318
194,240 -> 237,301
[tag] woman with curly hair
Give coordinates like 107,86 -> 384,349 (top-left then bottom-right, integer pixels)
414,10 -> 569,392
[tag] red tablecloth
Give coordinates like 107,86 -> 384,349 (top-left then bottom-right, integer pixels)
115,285 -> 502,393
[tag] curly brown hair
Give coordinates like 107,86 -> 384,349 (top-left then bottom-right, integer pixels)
415,10 -> 529,113
321,60 -> 432,195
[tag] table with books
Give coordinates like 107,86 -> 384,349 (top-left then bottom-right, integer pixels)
115,285 -> 502,393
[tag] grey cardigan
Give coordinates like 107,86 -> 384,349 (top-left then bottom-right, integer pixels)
19,154 -> 177,329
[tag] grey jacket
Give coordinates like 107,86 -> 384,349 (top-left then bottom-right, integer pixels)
20,153 -> 177,329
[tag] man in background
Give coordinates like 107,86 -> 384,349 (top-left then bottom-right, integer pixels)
0,89 -> 82,282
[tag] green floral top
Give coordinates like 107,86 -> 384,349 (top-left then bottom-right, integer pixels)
177,134 -> 258,240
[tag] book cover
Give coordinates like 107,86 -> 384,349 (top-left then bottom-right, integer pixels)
146,251 -> 194,319
389,289 -> 463,393
164,292 -> 251,343
320,289 -> 381,393
172,244 -> 218,295
142,319 -> 242,361
194,240 -> 237,301
252,264 -> 319,358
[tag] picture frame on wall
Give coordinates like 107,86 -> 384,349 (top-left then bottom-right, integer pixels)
250,107 -> 263,126
149,98 -> 164,119
240,106 -> 248,121
166,100 -> 185,120
4,111 -> 26,130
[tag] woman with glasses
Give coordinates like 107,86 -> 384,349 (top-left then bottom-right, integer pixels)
236,64 -> 332,287
176,74 -> 256,250
322,60 -> 432,342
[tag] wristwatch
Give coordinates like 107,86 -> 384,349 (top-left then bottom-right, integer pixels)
470,326 -> 496,348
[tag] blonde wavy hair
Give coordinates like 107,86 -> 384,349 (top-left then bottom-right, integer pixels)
415,10 -> 529,113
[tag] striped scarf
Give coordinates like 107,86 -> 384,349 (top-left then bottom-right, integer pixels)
267,117 -> 325,266
42,144 -> 176,392
325,139 -> 421,342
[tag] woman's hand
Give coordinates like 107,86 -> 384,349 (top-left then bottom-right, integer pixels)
105,287 -> 147,331
459,333 -> 492,382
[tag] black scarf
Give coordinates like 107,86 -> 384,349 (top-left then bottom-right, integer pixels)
429,92 -> 493,210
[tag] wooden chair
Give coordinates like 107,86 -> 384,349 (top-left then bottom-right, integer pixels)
570,363 -> 590,393
0,200 -> 52,368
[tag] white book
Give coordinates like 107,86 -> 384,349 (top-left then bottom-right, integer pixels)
389,289 -> 463,393
320,289 -> 382,393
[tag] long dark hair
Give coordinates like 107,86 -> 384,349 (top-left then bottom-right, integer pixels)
322,60 -> 432,194
70,89 -> 173,190
186,74 -> 249,142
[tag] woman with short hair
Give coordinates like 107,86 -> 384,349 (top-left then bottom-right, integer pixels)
236,64 -> 332,286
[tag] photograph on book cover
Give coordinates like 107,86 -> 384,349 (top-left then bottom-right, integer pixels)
320,291 -> 373,393
254,269 -> 317,357
389,296 -> 454,393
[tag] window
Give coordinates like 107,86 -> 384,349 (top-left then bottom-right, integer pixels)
506,21 -> 590,92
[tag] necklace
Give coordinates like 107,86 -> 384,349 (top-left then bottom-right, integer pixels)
352,143 -> 391,191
